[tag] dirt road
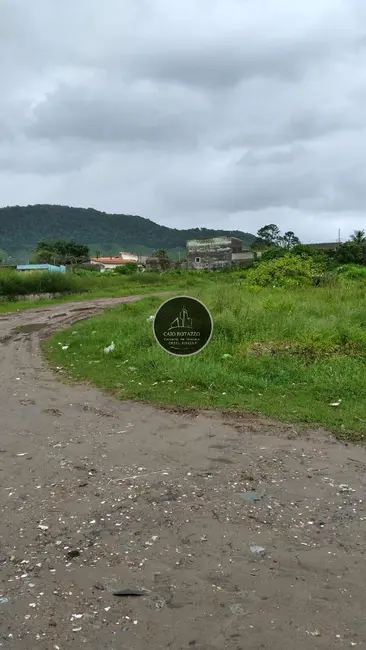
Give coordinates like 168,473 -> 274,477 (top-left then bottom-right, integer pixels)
0,296 -> 365,649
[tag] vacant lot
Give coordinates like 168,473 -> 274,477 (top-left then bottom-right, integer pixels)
0,269 -> 207,313
46,279 -> 366,440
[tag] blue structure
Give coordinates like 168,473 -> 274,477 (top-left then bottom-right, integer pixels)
16,264 -> 67,273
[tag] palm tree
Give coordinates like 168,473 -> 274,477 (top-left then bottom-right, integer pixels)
350,230 -> 366,244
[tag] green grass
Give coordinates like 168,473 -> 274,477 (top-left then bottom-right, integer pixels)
45,278 -> 366,441
0,270 -> 211,313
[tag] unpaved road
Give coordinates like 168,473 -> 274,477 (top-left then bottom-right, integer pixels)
0,296 -> 365,650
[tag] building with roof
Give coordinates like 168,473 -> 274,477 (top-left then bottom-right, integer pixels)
186,236 -> 257,269
90,251 -> 149,271
89,257 -> 136,271
16,264 -> 66,273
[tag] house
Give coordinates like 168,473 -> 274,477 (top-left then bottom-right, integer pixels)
16,264 -> 66,273
89,257 -> 137,272
186,237 -> 257,270
90,251 -> 149,271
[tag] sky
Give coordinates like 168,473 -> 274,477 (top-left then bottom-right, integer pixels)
1,0 -> 366,242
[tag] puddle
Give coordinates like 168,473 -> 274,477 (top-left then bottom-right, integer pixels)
14,323 -> 48,334
1,322 -> 48,344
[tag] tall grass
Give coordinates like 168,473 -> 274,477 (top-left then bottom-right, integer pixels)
46,278 -> 366,441
0,270 -> 84,298
0,268 -> 224,312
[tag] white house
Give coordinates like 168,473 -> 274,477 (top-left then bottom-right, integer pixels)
89,257 -> 135,272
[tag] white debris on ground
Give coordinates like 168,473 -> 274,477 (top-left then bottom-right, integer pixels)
2,419 -> 365,649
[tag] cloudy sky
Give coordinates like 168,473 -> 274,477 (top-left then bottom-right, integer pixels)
1,0 -> 366,241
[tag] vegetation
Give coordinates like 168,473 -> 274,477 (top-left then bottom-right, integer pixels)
31,239 -> 90,265
251,223 -> 365,267
0,268 -> 214,312
334,241 -> 364,265
244,253 -> 327,287
45,271 -> 366,441
350,229 -> 366,244
0,204 -> 254,262
153,248 -> 170,270
114,262 -> 139,275
251,223 -> 301,251
0,270 -> 84,299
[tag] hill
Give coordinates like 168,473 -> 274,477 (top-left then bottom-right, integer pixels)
0,205 -> 255,263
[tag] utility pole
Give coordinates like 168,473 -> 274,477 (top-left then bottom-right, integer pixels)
338,229 -> 341,244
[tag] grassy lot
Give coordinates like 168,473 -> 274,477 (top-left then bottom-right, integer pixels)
0,270 -> 207,313
45,277 -> 366,441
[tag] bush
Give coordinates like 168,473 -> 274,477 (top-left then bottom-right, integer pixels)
244,254 -> 326,288
334,242 -> 364,265
114,262 -> 139,275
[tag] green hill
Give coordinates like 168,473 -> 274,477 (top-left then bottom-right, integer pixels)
0,204 -> 255,263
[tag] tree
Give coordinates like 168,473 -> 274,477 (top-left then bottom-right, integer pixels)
95,249 -> 101,259
334,241 -> 363,265
154,248 -> 170,270
33,239 -> 90,265
251,224 -> 301,254
350,230 -> 366,244
281,231 -> 301,249
256,224 -> 282,246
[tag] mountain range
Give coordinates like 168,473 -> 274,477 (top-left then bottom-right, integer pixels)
0,204 -> 255,263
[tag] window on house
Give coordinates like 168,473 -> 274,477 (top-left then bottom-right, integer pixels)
195,257 -> 201,263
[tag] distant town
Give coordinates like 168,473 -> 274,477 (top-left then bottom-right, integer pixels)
1,234 -> 358,275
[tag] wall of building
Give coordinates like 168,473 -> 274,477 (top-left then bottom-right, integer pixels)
186,237 -> 241,270
232,250 -> 261,267
118,251 -> 138,261
187,244 -> 232,269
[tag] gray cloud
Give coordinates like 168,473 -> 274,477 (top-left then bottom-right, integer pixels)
0,0 -> 366,242
27,78 -> 211,147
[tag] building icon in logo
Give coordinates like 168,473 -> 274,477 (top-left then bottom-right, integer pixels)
169,306 -> 193,330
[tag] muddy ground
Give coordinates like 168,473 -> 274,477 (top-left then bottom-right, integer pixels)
0,296 -> 365,650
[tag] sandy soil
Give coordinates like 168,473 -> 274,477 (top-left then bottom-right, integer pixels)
0,296 -> 365,650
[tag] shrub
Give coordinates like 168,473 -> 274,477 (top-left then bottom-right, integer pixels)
334,242 -> 364,265
114,262 -> 138,275
244,254 -> 326,288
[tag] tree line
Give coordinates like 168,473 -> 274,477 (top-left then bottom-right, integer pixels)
250,224 -> 366,265
1,228 -> 364,268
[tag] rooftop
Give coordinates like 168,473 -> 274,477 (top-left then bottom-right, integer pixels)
90,257 -> 135,264
308,242 -> 342,250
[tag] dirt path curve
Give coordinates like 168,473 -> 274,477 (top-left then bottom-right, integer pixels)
0,296 -> 365,650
